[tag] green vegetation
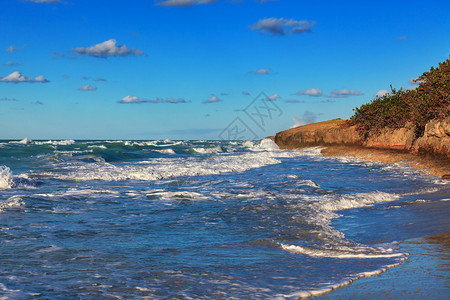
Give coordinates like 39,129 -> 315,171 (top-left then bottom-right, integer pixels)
348,56 -> 450,139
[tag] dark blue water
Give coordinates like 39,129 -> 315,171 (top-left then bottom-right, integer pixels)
0,139 -> 448,299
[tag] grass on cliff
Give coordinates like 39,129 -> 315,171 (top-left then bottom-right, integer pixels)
347,55 -> 450,139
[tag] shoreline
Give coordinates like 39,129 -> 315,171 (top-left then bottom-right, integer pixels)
272,118 -> 449,179
271,119 -> 449,298
277,144 -> 449,299
316,232 -> 450,299
320,145 -> 450,178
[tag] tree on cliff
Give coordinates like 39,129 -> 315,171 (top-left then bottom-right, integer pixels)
348,56 -> 450,139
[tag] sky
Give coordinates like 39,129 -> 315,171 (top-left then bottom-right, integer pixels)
1,0 -> 450,140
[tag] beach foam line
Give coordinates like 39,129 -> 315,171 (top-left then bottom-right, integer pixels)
322,191 -> 400,211
276,255 -> 409,299
279,243 -> 406,259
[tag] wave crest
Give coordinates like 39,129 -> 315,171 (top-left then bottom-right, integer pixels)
0,166 -> 14,190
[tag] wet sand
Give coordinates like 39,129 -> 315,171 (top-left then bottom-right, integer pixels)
316,146 -> 449,299
321,145 -> 450,178
316,232 -> 450,299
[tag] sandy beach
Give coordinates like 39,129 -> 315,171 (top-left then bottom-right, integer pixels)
321,145 -> 450,178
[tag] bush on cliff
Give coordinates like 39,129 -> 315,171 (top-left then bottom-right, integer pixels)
348,56 -> 450,139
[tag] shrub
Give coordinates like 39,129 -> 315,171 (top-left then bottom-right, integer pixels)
349,56 -> 450,139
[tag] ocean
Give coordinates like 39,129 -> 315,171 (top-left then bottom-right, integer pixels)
0,138 -> 448,299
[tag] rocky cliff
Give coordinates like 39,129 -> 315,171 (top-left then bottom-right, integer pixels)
274,117 -> 450,159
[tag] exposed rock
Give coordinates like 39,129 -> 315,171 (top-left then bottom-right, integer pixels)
274,117 -> 450,160
442,174 -> 450,179
363,123 -> 416,151
275,119 -> 360,149
412,117 -> 450,157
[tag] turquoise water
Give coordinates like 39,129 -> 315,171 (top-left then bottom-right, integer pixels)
0,139 -> 448,299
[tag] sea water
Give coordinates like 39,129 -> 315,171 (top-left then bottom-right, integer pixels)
0,139 -> 448,299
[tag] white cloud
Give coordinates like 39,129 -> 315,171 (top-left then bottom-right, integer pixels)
375,89 -> 389,97
118,95 -> 188,104
0,71 -> 49,83
166,97 -> 187,104
3,61 -> 23,67
250,17 -> 315,36
295,88 -> 322,97
52,51 -> 77,59
25,0 -> 61,3
82,76 -> 107,82
396,36 -> 407,41
285,99 -> 305,103
405,86 -> 418,91
291,116 -> 302,128
71,39 -> 146,58
326,89 -> 363,98
5,45 -> 26,53
6,46 -> 17,53
78,84 -> 97,91
267,93 -> 281,101
203,95 -> 222,104
0,97 -> 18,101
118,96 -> 149,104
32,101 -> 44,105
250,67 -> 271,75
156,0 -> 216,7
291,111 -> 317,128
408,77 -> 423,85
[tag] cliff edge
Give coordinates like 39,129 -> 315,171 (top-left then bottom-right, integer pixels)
275,117 -> 450,160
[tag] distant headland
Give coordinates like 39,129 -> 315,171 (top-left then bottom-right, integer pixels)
273,56 -> 450,178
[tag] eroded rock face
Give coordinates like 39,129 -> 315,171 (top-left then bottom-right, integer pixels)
363,123 -> 416,151
274,118 -> 450,159
274,119 -> 361,149
413,117 -> 450,157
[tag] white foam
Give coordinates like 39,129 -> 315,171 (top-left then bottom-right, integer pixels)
157,141 -> 184,147
155,149 -> 176,155
299,180 -> 319,188
48,151 -> 285,182
252,138 -> 279,151
34,188 -> 119,198
88,145 -> 107,150
37,245 -> 64,253
120,140 -> 184,147
34,140 -> 75,146
0,166 -> 14,190
192,146 -> 223,154
9,137 -> 32,144
278,256 -> 409,299
146,190 -> 207,201
280,243 -> 406,259
0,195 -> 24,213
320,191 -> 400,211
433,178 -> 450,185
242,140 -> 254,148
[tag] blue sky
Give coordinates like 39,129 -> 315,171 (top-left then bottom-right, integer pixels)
1,0 -> 449,140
